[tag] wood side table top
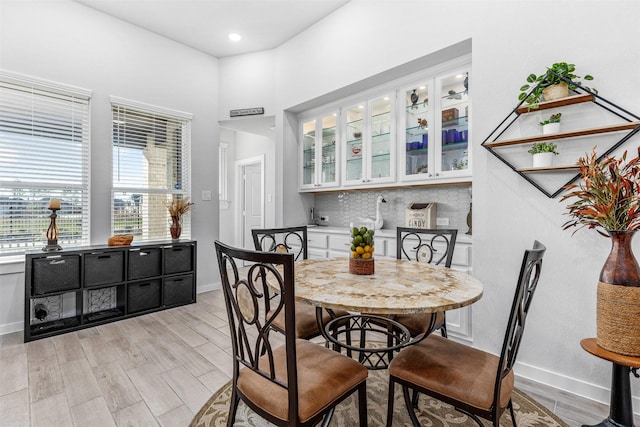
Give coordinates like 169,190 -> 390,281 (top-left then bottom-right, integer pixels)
581,338 -> 640,368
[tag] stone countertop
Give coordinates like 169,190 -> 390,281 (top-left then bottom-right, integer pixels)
306,225 -> 472,243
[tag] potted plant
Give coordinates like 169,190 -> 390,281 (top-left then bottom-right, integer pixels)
528,142 -> 559,167
560,147 -> 640,355
167,196 -> 194,239
518,62 -> 596,109
539,113 -> 562,135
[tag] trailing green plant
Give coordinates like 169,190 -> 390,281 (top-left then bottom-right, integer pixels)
518,62 -> 596,109
528,142 -> 559,155
539,113 -> 562,126
561,147 -> 640,235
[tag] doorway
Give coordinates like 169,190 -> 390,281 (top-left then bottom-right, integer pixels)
236,155 -> 265,249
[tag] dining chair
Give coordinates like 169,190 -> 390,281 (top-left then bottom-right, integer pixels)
215,241 -> 368,426
394,227 -> 459,338
252,226 -> 348,340
386,241 -> 546,427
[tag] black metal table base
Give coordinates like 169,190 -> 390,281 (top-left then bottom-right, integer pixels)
583,364 -> 635,427
324,314 -> 411,369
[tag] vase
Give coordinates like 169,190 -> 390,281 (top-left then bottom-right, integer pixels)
597,230 -> 640,355
541,82 -> 569,101
170,216 -> 182,239
532,152 -> 554,168
542,122 -> 561,135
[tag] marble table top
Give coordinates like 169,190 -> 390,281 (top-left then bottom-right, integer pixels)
289,258 -> 483,315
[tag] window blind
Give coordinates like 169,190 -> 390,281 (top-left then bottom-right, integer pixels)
111,100 -> 192,241
0,73 -> 91,254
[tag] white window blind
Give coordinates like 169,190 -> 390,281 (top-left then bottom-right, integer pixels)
0,72 -> 91,254
111,98 -> 192,241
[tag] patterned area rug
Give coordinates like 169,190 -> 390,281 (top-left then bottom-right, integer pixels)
190,368 -> 568,427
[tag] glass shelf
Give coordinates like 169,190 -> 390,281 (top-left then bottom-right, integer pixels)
441,89 -> 467,100
442,141 -> 468,152
442,116 -> 469,128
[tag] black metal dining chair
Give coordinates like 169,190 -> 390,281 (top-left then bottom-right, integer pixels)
215,241 -> 368,426
252,226 -> 348,340
394,227 -> 458,338
386,241 -> 546,427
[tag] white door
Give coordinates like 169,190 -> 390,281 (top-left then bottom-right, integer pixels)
241,162 -> 264,249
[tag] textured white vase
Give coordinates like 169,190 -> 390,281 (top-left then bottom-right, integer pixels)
542,122 -> 561,135
532,152 -> 555,168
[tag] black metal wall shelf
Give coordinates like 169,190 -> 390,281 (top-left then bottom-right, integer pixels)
482,72 -> 640,198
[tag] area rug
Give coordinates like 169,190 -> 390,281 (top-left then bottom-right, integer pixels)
190,368 -> 568,427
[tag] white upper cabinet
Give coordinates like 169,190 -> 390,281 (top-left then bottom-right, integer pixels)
342,94 -> 396,187
299,112 -> 340,190
298,61 -> 471,192
400,67 -> 471,183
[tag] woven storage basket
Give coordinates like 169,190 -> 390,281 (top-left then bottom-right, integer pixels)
349,258 -> 374,275
597,282 -> 640,356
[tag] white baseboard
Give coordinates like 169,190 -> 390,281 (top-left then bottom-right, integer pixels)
0,321 -> 23,336
197,281 -> 220,293
515,359 -> 640,415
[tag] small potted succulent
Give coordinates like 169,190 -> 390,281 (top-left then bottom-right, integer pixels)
539,113 -> 562,135
528,142 -> 559,168
518,62 -> 596,109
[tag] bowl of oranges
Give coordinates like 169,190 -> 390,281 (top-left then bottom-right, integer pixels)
349,221 -> 375,275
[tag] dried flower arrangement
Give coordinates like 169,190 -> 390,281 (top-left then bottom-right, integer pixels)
167,197 -> 194,219
561,147 -> 640,236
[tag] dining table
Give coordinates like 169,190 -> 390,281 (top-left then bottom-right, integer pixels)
283,257 -> 484,368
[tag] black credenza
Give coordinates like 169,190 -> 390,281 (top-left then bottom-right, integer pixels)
24,240 -> 197,342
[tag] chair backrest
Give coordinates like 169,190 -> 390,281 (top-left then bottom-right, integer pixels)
252,226 -> 308,261
214,241 -> 300,421
396,227 -> 458,267
494,240 -> 546,409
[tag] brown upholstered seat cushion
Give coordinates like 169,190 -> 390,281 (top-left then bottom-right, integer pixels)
392,311 -> 445,336
270,303 -> 348,339
389,334 -> 514,412
237,339 -> 368,423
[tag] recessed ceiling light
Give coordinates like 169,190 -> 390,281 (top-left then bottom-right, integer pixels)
456,74 -> 464,79
419,86 -> 426,90
228,33 -> 242,42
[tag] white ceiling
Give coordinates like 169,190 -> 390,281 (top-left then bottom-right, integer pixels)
74,0 -> 349,58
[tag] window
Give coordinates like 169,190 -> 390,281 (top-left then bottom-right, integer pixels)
111,97 -> 192,241
0,71 -> 91,254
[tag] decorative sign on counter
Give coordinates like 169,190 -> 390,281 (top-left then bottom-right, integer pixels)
230,107 -> 264,117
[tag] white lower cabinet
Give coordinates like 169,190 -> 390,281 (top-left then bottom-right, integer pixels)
307,227 -> 473,342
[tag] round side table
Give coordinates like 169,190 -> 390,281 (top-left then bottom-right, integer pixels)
581,338 -> 640,427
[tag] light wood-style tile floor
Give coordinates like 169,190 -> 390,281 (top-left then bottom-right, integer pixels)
0,289 -> 633,426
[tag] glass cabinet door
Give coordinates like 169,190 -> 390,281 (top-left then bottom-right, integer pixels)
344,105 -> 364,183
369,96 -> 393,181
403,83 -> 432,178
438,71 -> 469,174
320,114 -> 337,185
301,119 -> 316,186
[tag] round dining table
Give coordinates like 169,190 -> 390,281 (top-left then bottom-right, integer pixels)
287,257 -> 484,368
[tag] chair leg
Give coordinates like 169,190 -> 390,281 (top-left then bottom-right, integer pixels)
401,385 -> 421,427
358,381 -> 367,426
386,378 -> 395,427
320,407 -> 335,427
411,389 -> 419,408
508,399 -> 517,427
227,388 -> 239,427
440,322 -> 448,338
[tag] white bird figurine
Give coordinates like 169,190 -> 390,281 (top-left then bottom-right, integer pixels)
373,196 -> 386,230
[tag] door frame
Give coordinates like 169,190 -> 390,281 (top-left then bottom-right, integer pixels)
235,154 -> 265,248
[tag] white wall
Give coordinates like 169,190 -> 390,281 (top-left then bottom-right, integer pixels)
264,0 -> 640,408
0,0 -> 221,333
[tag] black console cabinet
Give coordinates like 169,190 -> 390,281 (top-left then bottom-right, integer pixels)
24,240 -> 197,342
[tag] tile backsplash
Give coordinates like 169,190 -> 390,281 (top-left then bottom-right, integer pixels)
313,184 -> 472,233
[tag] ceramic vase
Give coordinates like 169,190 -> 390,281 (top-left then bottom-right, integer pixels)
542,122 -> 561,135
532,152 -> 554,168
597,230 -> 640,355
170,216 -> 182,239
542,82 -> 569,101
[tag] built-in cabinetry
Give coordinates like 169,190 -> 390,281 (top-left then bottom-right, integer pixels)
483,86 -> 640,198
306,227 -> 473,341
24,240 -> 196,342
298,61 -> 472,192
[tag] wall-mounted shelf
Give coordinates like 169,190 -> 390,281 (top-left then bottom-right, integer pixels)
482,72 -> 640,198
